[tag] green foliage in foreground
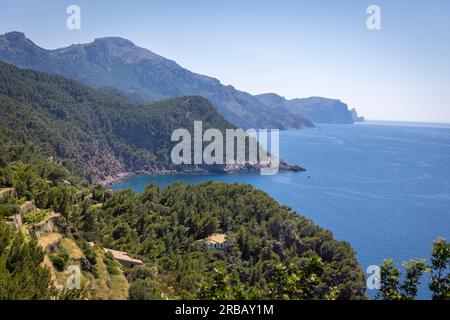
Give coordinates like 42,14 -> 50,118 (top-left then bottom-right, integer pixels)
377,238 -> 449,300
0,221 -> 54,299
429,238 -> 450,300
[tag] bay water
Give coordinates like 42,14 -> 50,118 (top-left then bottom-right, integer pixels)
112,121 -> 450,299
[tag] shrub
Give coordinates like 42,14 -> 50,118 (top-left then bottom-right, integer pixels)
104,252 -> 118,275
22,209 -> 48,225
0,195 -> 20,217
79,241 -> 98,276
0,203 -> 19,217
49,246 -> 70,271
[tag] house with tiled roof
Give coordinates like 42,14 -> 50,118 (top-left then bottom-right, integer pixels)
104,248 -> 144,268
199,233 -> 229,250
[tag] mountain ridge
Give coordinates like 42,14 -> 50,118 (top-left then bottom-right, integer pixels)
0,31 -> 363,128
0,31 -> 313,129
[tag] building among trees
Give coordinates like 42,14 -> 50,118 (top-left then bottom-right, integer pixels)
104,248 -> 144,268
199,233 -> 229,250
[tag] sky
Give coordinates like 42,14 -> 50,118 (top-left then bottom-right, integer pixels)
1,0 -> 449,122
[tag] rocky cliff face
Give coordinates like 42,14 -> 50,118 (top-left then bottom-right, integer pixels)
0,32 -> 312,130
256,93 -> 357,124
350,108 -> 365,122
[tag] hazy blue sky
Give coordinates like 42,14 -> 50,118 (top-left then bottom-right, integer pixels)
1,0 -> 449,122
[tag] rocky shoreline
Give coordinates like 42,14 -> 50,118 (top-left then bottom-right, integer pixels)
97,161 -> 305,186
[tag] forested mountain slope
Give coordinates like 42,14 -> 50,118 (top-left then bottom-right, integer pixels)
0,61 -> 288,184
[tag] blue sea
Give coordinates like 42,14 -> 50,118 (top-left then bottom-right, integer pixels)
112,121 -> 450,299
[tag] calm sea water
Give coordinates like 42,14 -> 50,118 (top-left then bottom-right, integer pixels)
112,122 -> 450,299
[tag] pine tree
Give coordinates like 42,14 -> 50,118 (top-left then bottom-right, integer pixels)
0,220 -> 54,299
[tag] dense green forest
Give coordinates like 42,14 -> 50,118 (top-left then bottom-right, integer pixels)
82,181 -> 367,299
0,61 -> 248,184
0,160 -> 367,299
